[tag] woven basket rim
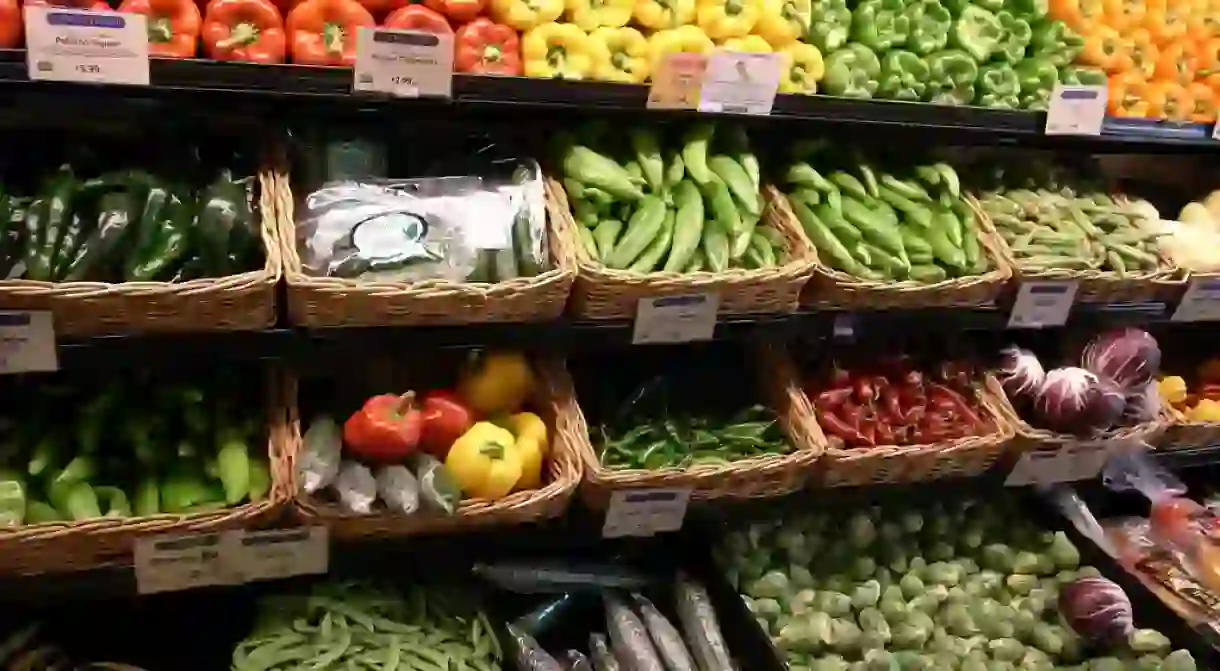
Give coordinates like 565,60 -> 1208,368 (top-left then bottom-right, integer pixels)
991,377 -> 1171,445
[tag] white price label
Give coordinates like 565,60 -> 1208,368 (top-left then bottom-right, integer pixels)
1005,441 -> 1122,487
1007,281 -> 1078,328
698,50 -> 782,115
632,293 -> 719,344
1045,84 -> 1106,136
226,527 -> 329,583
602,488 -> 692,538
1212,122 -> 1220,141
647,52 -> 707,110
0,311 -> 57,375
833,314 -> 855,340
353,27 -> 453,98
24,6 -> 149,86
1172,278 -> 1220,322
134,533 -> 235,594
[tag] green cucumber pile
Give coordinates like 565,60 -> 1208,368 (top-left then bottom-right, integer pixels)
781,142 -> 992,284
557,122 -> 788,274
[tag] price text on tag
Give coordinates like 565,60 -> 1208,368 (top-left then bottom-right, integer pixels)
1004,441 -> 1120,487
602,488 -> 692,538
1172,278 -> 1220,322
647,52 -> 708,110
134,532 -> 234,594
353,27 -> 453,98
1045,84 -> 1106,136
1007,281 -> 1078,328
632,293 -> 719,344
25,6 -> 149,86
698,50 -> 782,115
226,527 -> 329,583
0,311 -> 58,375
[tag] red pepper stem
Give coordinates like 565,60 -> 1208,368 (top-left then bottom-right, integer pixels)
482,44 -> 503,63
323,22 -> 344,54
395,391 -> 416,415
217,22 -> 259,49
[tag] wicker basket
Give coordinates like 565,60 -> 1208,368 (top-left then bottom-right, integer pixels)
291,362 -> 582,539
0,372 -> 293,576
0,171 -> 281,337
550,178 -> 816,320
785,189 -> 1013,310
1158,418 -> 1220,452
277,170 -> 575,328
558,342 -> 825,510
991,389 -> 1171,457
970,195 -> 1186,305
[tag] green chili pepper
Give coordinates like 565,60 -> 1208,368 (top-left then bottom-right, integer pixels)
24,166 -> 75,281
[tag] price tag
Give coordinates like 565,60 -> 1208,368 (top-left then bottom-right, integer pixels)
1212,122 -> 1220,141
1172,278 -> 1220,322
0,312 -> 57,375
1007,281 -> 1078,328
698,50 -> 782,115
632,293 -> 718,345
24,6 -> 149,86
134,533 -> 235,594
647,52 -> 708,110
353,27 -> 453,98
832,314 -> 855,341
1005,441 -> 1118,487
1045,84 -> 1106,136
225,527 -> 329,583
602,488 -> 692,538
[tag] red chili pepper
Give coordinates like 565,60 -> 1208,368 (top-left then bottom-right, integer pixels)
879,384 -> 904,422
857,419 -> 878,446
875,422 -> 896,445
817,408 -> 867,444
854,377 -> 876,405
830,363 -> 851,387
929,383 -> 988,430
815,387 -> 854,412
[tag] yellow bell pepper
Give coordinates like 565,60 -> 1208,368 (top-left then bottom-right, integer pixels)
753,0 -> 810,47
696,0 -> 762,39
505,412 -> 549,451
721,35 -> 771,52
1188,399 -> 1220,423
778,41 -> 822,93
648,25 -> 714,69
524,23 -> 594,79
634,0 -> 695,30
590,26 -> 650,82
567,0 -> 632,29
446,422 -> 523,500
490,0 -> 564,31
458,351 -> 536,417
505,412 -> 548,490
1158,375 -> 1188,406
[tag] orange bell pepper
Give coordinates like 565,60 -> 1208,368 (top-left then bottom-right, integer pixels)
454,17 -> 521,75
0,0 -> 20,49
1108,72 -> 1151,117
1126,28 -> 1158,79
1143,79 -> 1195,120
285,0 -> 372,66
1189,81 -> 1218,122
1143,0 -> 1188,45
1050,0 -> 1105,32
1102,0 -> 1144,31
202,0 -> 286,63
1154,40 -> 1198,84
118,0 -> 200,58
1199,37 -> 1220,78
1081,25 -> 1133,73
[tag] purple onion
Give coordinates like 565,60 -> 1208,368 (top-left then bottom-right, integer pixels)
1035,367 -> 1110,436
1081,328 -> 1161,390
1059,577 -> 1135,646
998,345 -> 1046,403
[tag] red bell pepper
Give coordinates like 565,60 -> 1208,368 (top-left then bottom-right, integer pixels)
383,4 -> 451,33
454,17 -> 521,75
343,391 -> 422,461
418,390 -> 474,458
25,0 -> 110,10
424,0 -> 482,23
0,0 -> 18,49
202,0 -> 286,63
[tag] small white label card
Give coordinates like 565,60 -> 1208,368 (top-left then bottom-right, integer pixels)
0,311 -> 57,374
1212,122 -> 1220,141
647,52 -> 708,110
1005,441 -> 1121,487
353,27 -> 454,98
1172,277 -> 1220,322
225,527 -> 329,583
25,6 -> 149,86
602,488 -> 692,538
1007,281 -> 1078,328
632,293 -> 719,345
1045,84 -> 1106,136
134,532 -> 235,594
698,50 -> 782,115
832,314 -> 856,340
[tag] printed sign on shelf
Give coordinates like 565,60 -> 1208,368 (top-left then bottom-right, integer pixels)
632,293 -> 719,344
24,6 -> 149,86
0,312 -> 58,375
134,532 -> 235,594
1172,278 -> 1220,322
647,52 -> 708,110
353,27 -> 454,98
226,527 -> 329,583
1007,281 -> 1078,328
1005,441 -> 1127,487
602,488 -> 692,538
1045,84 -> 1106,136
697,50 -> 782,115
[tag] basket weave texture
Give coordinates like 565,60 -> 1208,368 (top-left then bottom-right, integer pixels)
991,387 -> 1171,456
277,170 -> 574,328
0,171 -> 281,337
291,361 -> 581,539
549,178 -> 816,320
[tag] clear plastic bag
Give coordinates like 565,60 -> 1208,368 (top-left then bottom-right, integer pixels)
604,593 -> 664,671
375,465 -> 420,515
630,594 -> 694,671
333,461 -> 377,515
506,623 -> 564,671
299,415 -> 342,495
674,574 -> 733,671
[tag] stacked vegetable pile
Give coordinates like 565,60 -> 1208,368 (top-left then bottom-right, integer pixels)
1146,191 -> 1220,274
300,351 -> 555,515
781,143 -> 992,283
717,496 -> 1199,670
0,166 -> 262,283
559,122 -> 790,274
973,162 -> 1169,277
998,328 -> 1163,437
232,581 -> 504,671
803,355 -> 999,448
0,377 -> 269,526
1158,358 -> 1220,423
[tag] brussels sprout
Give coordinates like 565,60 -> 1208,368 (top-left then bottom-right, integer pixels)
943,603 -> 978,637
829,618 -> 863,655
1005,573 -> 1037,596
906,594 -> 939,615
900,511 -> 924,533
823,575 -> 855,594
888,554 -> 909,574
925,561 -> 961,586
859,607 -> 890,631
874,567 -> 893,588
1087,657 -> 1125,671
960,521 -> 986,551
853,557 -> 878,580
810,656 -> 850,671
818,591 -> 853,617
944,586 -> 969,604
749,597 -> 783,620
1132,655 -> 1163,671
908,557 -> 928,575
848,513 -> 877,548
1011,609 -> 1038,643
956,557 -> 980,575
1030,622 -> 1066,656
1019,648 -> 1053,671
1011,551 -> 1042,574
1128,628 -> 1171,654
960,661 -> 987,671
899,573 -> 925,600
1077,565 -> 1102,579
985,661 -> 1014,671
746,571 -> 791,599
981,543 -> 1015,572
790,588 -> 818,615
878,599 -> 907,623
878,521 -> 904,544
790,564 -> 816,590
890,622 -> 930,650
924,584 -> 950,602
926,542 -> 957,562
778,619 -> 815,652
987,637 -> 1025,662
862,649 -> 896,671
1163,650 -> 1198,671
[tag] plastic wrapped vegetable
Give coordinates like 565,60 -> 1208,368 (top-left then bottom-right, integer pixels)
506,623 -> 564,671
631,594 -> 694,671
588,634 -> 621,671
605,594 -> 664,671
374,465 -> 420,515
299,415 -> 341,494
562,650 -> 593,671
332,461 -> 376,514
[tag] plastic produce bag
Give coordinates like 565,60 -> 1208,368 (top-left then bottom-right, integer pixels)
408,453 -> 461,515
375,465 -> 419,515
512,593 -> 582,636
674,574 -> 733,671
505,623 -> 564,671
604,593 -> 664,671
588,634 -> 621,671
473,562 -> 651,593
333,461 -> 376,514
299,415 -> 341,495
631,593 -> 694,671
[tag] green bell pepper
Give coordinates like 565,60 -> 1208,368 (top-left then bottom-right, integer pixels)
946,0 -> 1002,14
925,49 -> 979,105
1030,19 -> 1082,66
823,43 -> 881,98
903,0 -> 950,55
1005,0 -> 1047,19
977,93 -> 1021,108
978,62 -> 1019,99
1021,93 -> 1050,110
1060,65 -> 1106,86
1015,57 -> 1058,100
996,11 -> 1032,64
950,5 -> 1003,63
879,50 -> 929,101
850,0 -> 910,52
810,0 -> 853,53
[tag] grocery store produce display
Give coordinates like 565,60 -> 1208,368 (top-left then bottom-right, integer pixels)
1154,191 -> 1220,275
719,495 -> 1201,670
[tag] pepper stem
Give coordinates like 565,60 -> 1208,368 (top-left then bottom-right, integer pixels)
216,22 -> 259,49
323,22 -> 344,54
482,44 -> 503,63
725,0 -> 742,15
478,443 -> 505,460
395,391 -> 416,415
147,17 -> 173,43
